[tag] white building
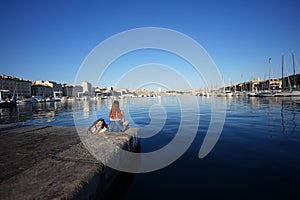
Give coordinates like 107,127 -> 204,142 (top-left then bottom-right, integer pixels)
82,81 -> 93,96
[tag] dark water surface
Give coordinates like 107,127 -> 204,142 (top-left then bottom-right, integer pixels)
125,96 -> 300,200
1,96 -> 300,199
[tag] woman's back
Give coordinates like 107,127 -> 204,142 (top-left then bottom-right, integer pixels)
108,100 -> 129,131
109,101 -> 123,120
109,109 -> 123,120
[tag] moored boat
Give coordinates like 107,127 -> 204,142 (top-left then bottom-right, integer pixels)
257,90 -> 275,97
54,97 -> 61,102
277,90 -> 300,97
225,90 -> 233,97
248,92 -> 258,97
0,90 -> 17,108
46,97 -> 55,103
217,93 -> 227,97
203,92 -> 210,97
279,53 -> 300,97
290,90 -> 300,96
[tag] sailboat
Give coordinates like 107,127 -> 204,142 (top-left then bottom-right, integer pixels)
278,52 -> 300,97
217,79 -> 233,97
248,86 -> 258,97
258,57 -> 276,97
258,90 -> 275,97
248,80 -> 258,97
289,52 -> 300,96
276,54 -> 288,97
203,88 -> 210,96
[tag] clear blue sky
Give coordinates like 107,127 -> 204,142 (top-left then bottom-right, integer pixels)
1,0 -> 300,89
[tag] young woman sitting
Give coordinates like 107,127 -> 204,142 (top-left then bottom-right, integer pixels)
108,100 -> 129,132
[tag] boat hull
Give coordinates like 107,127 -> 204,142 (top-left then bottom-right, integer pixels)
258,93 -> 275,97
248,92 -> 257,97
273,90 -> 300,97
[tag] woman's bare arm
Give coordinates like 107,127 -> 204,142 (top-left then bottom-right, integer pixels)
121,111 -> 125,123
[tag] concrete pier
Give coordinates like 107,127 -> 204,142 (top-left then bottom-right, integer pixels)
0,125 -> 140,199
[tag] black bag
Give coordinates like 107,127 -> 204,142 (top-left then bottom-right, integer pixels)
88,118 -> 108,134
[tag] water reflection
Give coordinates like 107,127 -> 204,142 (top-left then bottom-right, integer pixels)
280,98 -> 299,135
0,101 -> 74,125
0,97 -> 299,137
225,96 -> 300,136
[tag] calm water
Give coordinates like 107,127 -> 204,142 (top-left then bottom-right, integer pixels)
1,96 -> 300,199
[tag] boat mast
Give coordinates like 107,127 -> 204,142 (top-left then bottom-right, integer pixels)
268,57 -> 271,90
292,52 -> 296,89
282,54 -> 285,91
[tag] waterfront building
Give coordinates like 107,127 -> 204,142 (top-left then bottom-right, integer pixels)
31,84 -> 53,97
32,80 -> 63,97
62,84 -> 83,97
257,79 -> 281,91
82,81 -> 93,96
251,77 -> 260,91
0,74 -> 31,98
222,76 -> 284,93
282,73 -> 300,90
34,80 -> 63,92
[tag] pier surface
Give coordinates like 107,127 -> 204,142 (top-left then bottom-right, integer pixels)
0,125 -> 140,199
